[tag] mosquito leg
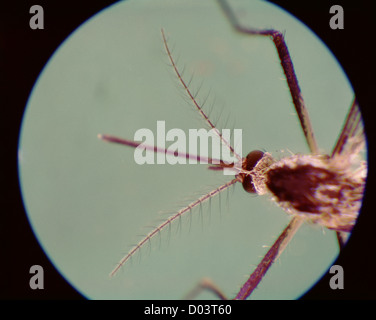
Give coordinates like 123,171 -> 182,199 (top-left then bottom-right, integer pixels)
184,278 -> 228,300
331,99 -> 365,249
331,98 -> 363,159
336,231 -> 347,250
235,216 -> 304,300
217,0 -> 319,154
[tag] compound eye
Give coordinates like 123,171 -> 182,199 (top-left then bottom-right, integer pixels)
242,175 -> 256,193
241,150 -> 264,194
243,150 -> 264,171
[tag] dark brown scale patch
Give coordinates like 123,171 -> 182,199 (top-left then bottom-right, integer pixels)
240,150 -> 264,193
266,164 -> 338,213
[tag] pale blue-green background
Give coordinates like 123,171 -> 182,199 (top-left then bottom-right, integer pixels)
18,0 -> 355,299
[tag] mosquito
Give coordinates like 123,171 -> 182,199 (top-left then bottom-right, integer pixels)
98,0 -> 367,299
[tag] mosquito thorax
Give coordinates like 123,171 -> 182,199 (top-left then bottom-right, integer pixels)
264,154 -> 365,232
239,150 -> 267,193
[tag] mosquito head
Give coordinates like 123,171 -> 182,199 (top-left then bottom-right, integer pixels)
239,150 -> 265,193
